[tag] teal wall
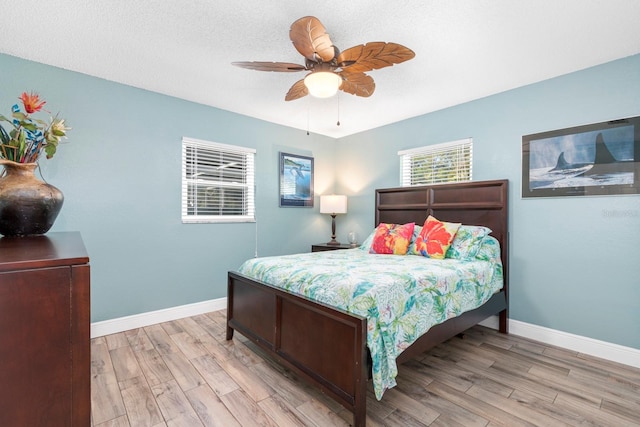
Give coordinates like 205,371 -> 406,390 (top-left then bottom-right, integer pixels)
2,52 -> 639,350
0,53 -> 336,322
336,54 -> 640,350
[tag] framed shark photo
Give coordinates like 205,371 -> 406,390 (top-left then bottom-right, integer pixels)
279,152 -> 314,207
522,116 -> 640,198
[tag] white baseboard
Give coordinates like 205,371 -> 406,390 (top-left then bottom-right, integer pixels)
90,298 -> 227,338
479,316 -> 640,369
91,300 -> 640,371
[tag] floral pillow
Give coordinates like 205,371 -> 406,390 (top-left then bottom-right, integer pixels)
369,222 -> 415,255
414,216 -> 461,259
406,225 -> 423,255
446,225 -> 492,260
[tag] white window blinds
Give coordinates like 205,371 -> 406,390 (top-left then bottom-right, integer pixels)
181,137 -> 255,223
399,138 -> 473,187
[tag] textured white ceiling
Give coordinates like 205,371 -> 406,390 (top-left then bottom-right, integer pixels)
2,0 -> 639,138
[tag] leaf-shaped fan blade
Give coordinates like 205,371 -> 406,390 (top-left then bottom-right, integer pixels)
339,72 -> 375,97
289,16 -> 336,63
285,79 -> 309,101
232,61 -> 307,72
337,42 -> 415,73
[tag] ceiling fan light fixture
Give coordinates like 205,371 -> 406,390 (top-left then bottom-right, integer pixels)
304,72 -> 342,98
233,16 -> 415,101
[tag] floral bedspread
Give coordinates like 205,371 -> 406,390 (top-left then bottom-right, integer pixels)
237,237 -> 503,399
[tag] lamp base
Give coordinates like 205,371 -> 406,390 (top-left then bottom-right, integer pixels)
326,214 -> 340,245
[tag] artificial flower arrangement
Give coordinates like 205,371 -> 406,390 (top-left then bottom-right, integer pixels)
0,92 -> 71,163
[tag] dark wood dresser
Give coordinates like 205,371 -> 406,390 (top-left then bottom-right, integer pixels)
0,232 -> 90,426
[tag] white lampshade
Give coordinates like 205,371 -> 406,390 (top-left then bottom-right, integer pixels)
304,72 -> 342,98
320,195 -> 347,214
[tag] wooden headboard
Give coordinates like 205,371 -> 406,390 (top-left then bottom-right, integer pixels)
375,179 -> 509,287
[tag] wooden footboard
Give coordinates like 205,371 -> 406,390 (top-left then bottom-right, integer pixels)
227,271 -> 507,426
227,271 -> 368,427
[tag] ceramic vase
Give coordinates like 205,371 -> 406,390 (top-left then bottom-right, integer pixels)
0,159 -> 64,236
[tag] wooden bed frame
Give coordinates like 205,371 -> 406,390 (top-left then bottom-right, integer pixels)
226,179 -> 509,426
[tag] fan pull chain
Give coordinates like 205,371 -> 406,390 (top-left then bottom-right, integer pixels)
336,93 -> 341,126
307,101 -> 310,135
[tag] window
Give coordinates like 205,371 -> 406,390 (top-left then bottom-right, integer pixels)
399,138 -> 472,187
181,137 -> 255,223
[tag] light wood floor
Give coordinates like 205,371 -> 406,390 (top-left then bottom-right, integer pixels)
91,310 -> 640,426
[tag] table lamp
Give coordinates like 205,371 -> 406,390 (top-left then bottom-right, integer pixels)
320,195 -> 347,245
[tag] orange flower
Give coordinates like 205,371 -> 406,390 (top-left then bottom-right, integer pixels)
19,92 -> 46,114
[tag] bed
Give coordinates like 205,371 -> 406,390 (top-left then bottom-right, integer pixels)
226,179 -> 508,426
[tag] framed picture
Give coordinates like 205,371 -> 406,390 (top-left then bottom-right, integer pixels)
279,152 -> 314,207
522,115 -> 640,198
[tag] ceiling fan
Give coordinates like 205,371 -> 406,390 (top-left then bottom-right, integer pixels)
232,16 -> 415,101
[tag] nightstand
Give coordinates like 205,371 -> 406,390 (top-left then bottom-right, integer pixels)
311,243 -> 354,252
